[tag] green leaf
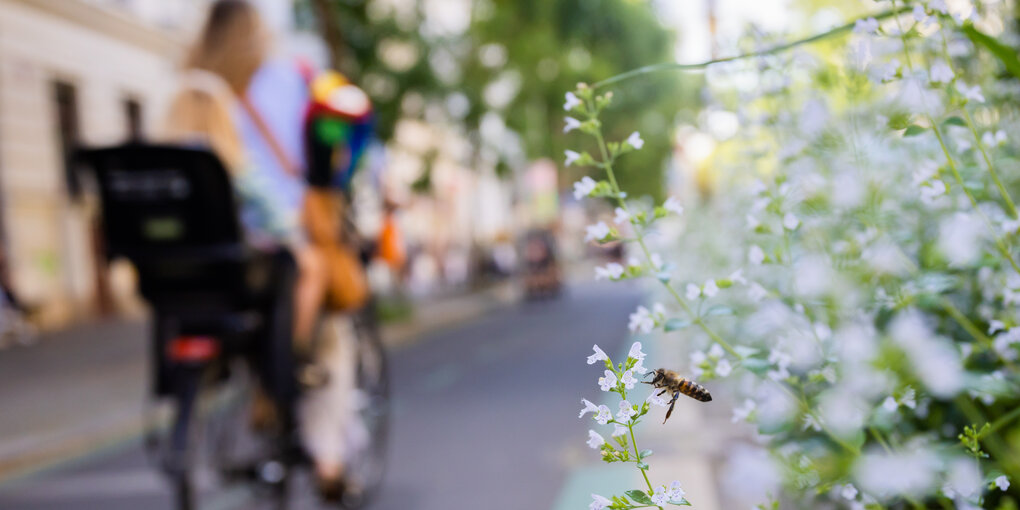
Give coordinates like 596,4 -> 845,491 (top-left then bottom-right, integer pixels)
626,490 -> 653,505
637,461 -> 650,470
942,116 -> 966,128
741,357 -> 771,376
963,24 -> 1020,81
704,305 -> 735,317
670,498 -> 692,506
734,345 -> 760,358
664,318 -> 691,331
903,125 -> 928,137
640,449 -> 654,459
886,112 -> 910,130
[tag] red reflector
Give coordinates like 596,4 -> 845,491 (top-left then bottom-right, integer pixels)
167,336 -> 220,362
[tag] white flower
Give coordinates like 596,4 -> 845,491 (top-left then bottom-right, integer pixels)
631,359 -> 648,374
929,61 -> 954,84
729,269 -> 747,285
651,486 -> 669,505
708,343 -> 725,358
783,212 -> 800,230
663,196 -> 684,215
584,221 -> 611,242
626,131 -> 644,150
586,429 -> 605,449
647,392 -> 669,407
617,400 -> 636,421
748,282 -> 768,301
564,91 -> 582,111
956,81 -> 985,103
628,341 -> 647,361
579,398 -> 599,418
650,253 -> 664,270
982,130 -> 1007,147
587,344 -> 609,365
703,280 -> 719,297
620,370 -> 638,390
882,396 -> 899,412
841,484 -> 859,500
716,358 -> 733,377
564,150 -> 581,166
594,262 -> 625,281
573,176 -> 597,200
849,38 -> 872,71
995,475 -> 1010,491
628,306 -> 654,333
749,245 -> 766,265
667,480 -> 686,501
598,370 -> 618,391
594,405 -> 612,425
901,387 -> 917,409
612,207 -> 630,225
920,180 -> 947,204
912,4 -> 934,27
563,116 -> 582,133
690,350 -> 707,366
989,320 -> 1006,335
872,59 -> 900,83
685,283 -> 702,300
589,493 -> 611,510
854,17 -> 879,34
732,399 -> 756,423
930,0 -> 949,14
746,213 -> 761,229
612,423 -> 628,437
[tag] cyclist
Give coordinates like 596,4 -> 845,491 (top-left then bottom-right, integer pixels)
161,0 -> 348,497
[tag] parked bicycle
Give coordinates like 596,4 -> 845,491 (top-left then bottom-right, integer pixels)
77,144 -> 389,510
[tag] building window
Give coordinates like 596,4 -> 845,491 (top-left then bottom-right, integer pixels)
52,80 -> 80,196
124,97 -> 143,141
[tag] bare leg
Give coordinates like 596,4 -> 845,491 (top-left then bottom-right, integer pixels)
292,246 -> 327,351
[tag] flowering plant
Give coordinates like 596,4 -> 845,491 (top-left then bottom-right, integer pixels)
563,1 -> 1020,508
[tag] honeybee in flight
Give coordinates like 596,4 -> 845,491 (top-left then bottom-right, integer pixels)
644,368 -> 712,423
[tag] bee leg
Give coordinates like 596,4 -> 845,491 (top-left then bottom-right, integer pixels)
657,389 -> 668,396
663,391 -> 680,424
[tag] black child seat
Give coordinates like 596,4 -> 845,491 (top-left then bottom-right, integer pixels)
76,144 -> 298,410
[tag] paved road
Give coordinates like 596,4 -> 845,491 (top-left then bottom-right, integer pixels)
0,282 -> 640,510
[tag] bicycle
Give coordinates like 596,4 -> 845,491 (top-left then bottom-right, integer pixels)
77,144 -> 390,510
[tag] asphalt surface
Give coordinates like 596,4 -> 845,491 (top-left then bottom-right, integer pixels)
0,282 -> 640,510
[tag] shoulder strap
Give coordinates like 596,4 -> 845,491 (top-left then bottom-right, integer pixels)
239,96 -> 300,178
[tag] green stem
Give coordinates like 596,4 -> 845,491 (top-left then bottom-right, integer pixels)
889,1 -> 1020,277
954,396 -> 1020,482
588,108 -> 742,360
935,29 -> 1018,219
592,6 -> 910,89
629,423 -> 661,509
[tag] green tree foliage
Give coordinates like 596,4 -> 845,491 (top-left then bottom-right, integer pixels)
298,0 -> 701,200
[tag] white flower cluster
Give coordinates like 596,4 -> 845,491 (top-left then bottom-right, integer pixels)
562,3 -> 1020,508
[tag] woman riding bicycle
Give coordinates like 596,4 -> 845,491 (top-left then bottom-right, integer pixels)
161,0 -> 352,498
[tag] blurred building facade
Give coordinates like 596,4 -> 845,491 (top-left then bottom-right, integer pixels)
0,0 -> 203,327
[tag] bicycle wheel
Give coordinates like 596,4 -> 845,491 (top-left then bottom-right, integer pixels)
344,305 -> 391,508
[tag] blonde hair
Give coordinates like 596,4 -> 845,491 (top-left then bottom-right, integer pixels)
185,0 -> 268,96
162,70 -> 244,170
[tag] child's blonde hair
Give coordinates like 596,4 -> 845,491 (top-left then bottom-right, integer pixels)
161,70 -> 244,170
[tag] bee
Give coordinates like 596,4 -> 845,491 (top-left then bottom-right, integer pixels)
644,368 -> 712,423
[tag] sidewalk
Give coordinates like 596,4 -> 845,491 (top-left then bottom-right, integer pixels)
0,282 -> 518,484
